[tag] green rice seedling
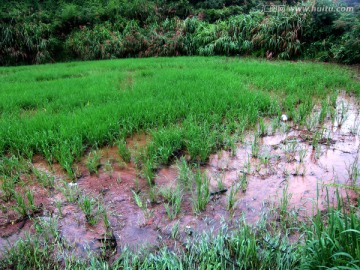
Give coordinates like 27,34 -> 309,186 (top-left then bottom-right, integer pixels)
103,159 -> 113,178
143,158 -> 155,186
294,165 -> 305,176
279,185 -> 292,222
14,190 -> 38,217
103,210 -> 111,231
312,131 -> 320,150
26,190 -> 37,211
0,156 -> 28,180
159,186 -> 173,202
171,220 -> 180,240
13,192 -> 27,217
134,176 -> 140,193
86,150 -> 101,176
239,172 -> 248,192
117,139 -> 131,163
270,117 -> 280,135
297,101 -> 314,126
1,176 -> 16,202
78,195 -> 101,226
315,144 -> 322,159
335,101 -> 349,127
292,109 -> 301,126
162,186 -> 183,220
148,186 -> 158,203
329,106 -> 337,126
216,172 -> 225,191
60,181 -> 79,203
350,118 -> 360,135
318,99 -> 329,125
330,91 -> 339,108
283,139 -> 298,162
251,135 -> 260,158
131,190 -> 153,221
259,151 -> 270,166
177,157 -> 192,189
346,156 -> 359,186
227,184 -> 239,211
280,122 -> 291,133
0,58 -> 357,185
133,153 -> 142,170
236,119 -> 248,143
32,167 -> 55,189
224,135 -> 237,157
132,190 -> 143,209
301,190 -> 360,268
298,147 -> 307,163
55,200 -> 63,217
319,128 -> 333,146
34,216 -> 60,243
305,113 -> 319,132
244,155 -> 251,174
258,118 -> 268,137
192,170 -> 210,214
0,232 -> 59,269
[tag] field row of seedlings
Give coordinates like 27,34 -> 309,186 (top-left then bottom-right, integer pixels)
0,57 -> 359,268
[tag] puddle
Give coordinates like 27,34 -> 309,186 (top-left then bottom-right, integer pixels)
1,93 -> 359,260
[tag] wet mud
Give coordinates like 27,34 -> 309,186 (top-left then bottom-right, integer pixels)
1,93 -> 359,260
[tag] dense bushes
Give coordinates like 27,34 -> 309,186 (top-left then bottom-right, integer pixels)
0,0 -> 359,65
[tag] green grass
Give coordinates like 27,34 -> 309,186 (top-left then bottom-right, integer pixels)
0,57 -> 358,173
0,57 -> 359,269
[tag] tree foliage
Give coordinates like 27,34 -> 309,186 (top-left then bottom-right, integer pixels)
0,0 -> 359,65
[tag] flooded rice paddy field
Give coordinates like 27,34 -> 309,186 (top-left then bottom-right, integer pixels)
0,92 -> 359,260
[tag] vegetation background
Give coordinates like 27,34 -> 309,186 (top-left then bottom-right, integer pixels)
1,0 -> 359,66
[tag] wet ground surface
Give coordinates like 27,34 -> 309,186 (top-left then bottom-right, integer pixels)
1,92 -> 359,259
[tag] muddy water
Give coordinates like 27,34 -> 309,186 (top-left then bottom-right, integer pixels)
1,93 -> 359,260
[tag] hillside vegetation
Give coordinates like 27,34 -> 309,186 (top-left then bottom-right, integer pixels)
1,0 -> 359,65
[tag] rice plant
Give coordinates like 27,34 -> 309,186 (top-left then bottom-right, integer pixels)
163,187 -> 183,220
1,176 -> 16,202
227,184 -> 239,211
283,139 -> 298,162
298,146 -> 307,163
32,167 -> 55,189
336,101 -> 349,127
239,172 -> 248,193
171,220 -> 180,240
177,157 -> 192,189
103,159 -> 113,178
60,181 -> 80,203
131,190 -> 153,221
319,99 -> 329,125
117,139 -> 131,163
86,150 -> 101,176
301,190 -> 360,268
78,195 -> 102,226
192,170 -> 210,214
13,190 -> 38,217
258,118 -> 268,137
346,156 -> 360,186
251,135 -> 260,158
142,158 -> 155,186
279,185 -> 292,222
